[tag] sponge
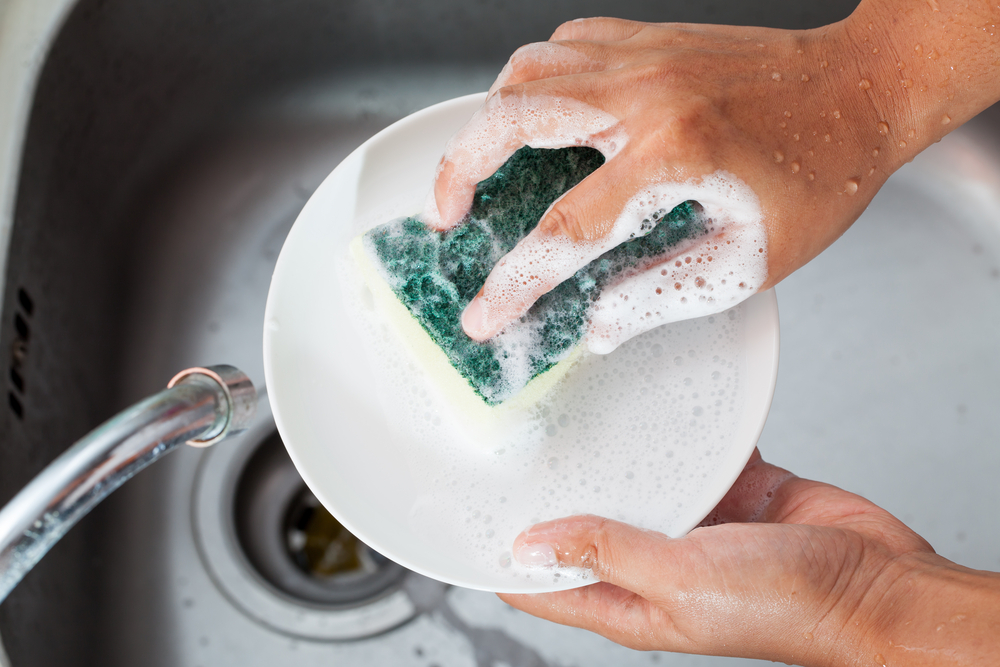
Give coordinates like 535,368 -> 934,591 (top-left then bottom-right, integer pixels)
355,146 -> 705,409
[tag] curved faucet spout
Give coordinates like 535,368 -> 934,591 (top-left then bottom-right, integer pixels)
0,365 -> 256,605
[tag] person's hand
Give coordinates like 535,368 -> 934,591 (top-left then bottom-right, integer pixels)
428,2 -> 1000,352
501,449 -> 1000,666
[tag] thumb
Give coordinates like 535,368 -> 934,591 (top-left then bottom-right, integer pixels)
512,514 -> 676,600
461,155 -> 650,341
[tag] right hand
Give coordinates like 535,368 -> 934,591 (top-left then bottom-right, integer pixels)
427,6 -> 994,351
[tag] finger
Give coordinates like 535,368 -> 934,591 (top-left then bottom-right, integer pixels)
487,42 -> 609,97
511,515 -> 682,603
430,79 -> 621,230
499,583 -> 679,652
586,175 -> 769,354
698,449 -> 796,526
461,153 -> 649,341
550,17 -> 648,42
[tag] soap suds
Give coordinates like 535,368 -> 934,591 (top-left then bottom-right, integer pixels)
340,236 -> 749,584
476,171 -> 767,354
426,92 -> 626,229
488,43 -> 601,97
588,173 -> 767,353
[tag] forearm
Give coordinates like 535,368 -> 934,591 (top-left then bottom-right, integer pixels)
850,0 -> 1000,169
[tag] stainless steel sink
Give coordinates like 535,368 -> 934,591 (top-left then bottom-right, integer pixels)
2,0 -> 999,665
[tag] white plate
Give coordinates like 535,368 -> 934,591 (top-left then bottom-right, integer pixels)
263,92 -> 780,593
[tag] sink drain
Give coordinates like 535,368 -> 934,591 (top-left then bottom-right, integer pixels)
232,432 -> 406,606
192,403 -> 442,640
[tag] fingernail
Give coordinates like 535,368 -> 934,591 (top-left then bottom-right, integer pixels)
461,297 -> 488,339
515,543 -> 558,569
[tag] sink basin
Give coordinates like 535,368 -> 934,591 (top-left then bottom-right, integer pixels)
1,0 -> 998,665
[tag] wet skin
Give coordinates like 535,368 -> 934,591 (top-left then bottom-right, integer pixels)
430,0 -> 1000,343
427,0 -> 1000,663
503,450 -> 1000,666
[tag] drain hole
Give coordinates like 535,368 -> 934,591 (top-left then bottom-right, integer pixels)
9,367 -> 23,392
284,488 -> 393,580
17,288 -> 33,316
13,313 -> 28,341
233,432 -> 406,607
8,392 -> 22,419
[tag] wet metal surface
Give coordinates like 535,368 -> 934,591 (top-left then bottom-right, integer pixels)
1,0 -> 998,665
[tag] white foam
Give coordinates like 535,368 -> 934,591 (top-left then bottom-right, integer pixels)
472,171 -> 767,354
427,92 -> 627,229
338,235 -> 750,584
488,42 -> 600,97
588,172 -> 767,353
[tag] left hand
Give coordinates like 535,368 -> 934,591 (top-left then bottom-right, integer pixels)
501,449 -> 1000,666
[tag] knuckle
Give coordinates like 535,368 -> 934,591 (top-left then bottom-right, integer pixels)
507,44 -> 544,82
543,203 -> 586,241
492,81 -> 528,102
550,18 -> 586,41
590,517 -> 618,576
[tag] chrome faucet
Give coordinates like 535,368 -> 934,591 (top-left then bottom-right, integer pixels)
0,365 -> 256,605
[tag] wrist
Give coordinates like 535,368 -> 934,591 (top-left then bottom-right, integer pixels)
846,0 -> 1000,171
858,553 -> 1000,666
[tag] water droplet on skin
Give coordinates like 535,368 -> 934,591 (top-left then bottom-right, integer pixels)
773,150 -> 784,163
820,60 -> 829,68
819,110 -> 826,118
807,171 -> 816,181
872,148 -> 880,157
915,43 -> 923,55
942,114 -> 952,124
859,78 -> 872,90
790,161 -> 800,173
824,134 -> 832,142
871,47 -> 880,54
877,121 -> 890,135
898,140 -> 907,148
800,73 -> 810,82
868,166 -> 876,175
833,110 -> 842,119
901,78 -> 913,88
874,654 -> 886,666
845,177 -> 860,195
919,85 -> 928,92
779,121 -> 787,128
803,632 -> 814,640
783,110 -> 792,118
771,72 -> 783,81
929,49 -> 939,60
908,128 -> 916,138
793,133 -> 800,141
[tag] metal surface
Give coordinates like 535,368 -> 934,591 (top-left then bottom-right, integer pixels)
0,365 -> 256,605
0,0 -> 998,665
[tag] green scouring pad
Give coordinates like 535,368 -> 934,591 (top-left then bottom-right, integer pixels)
354,146 -> 706,408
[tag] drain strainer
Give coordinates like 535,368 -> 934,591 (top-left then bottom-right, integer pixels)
192,402 -> 439,640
